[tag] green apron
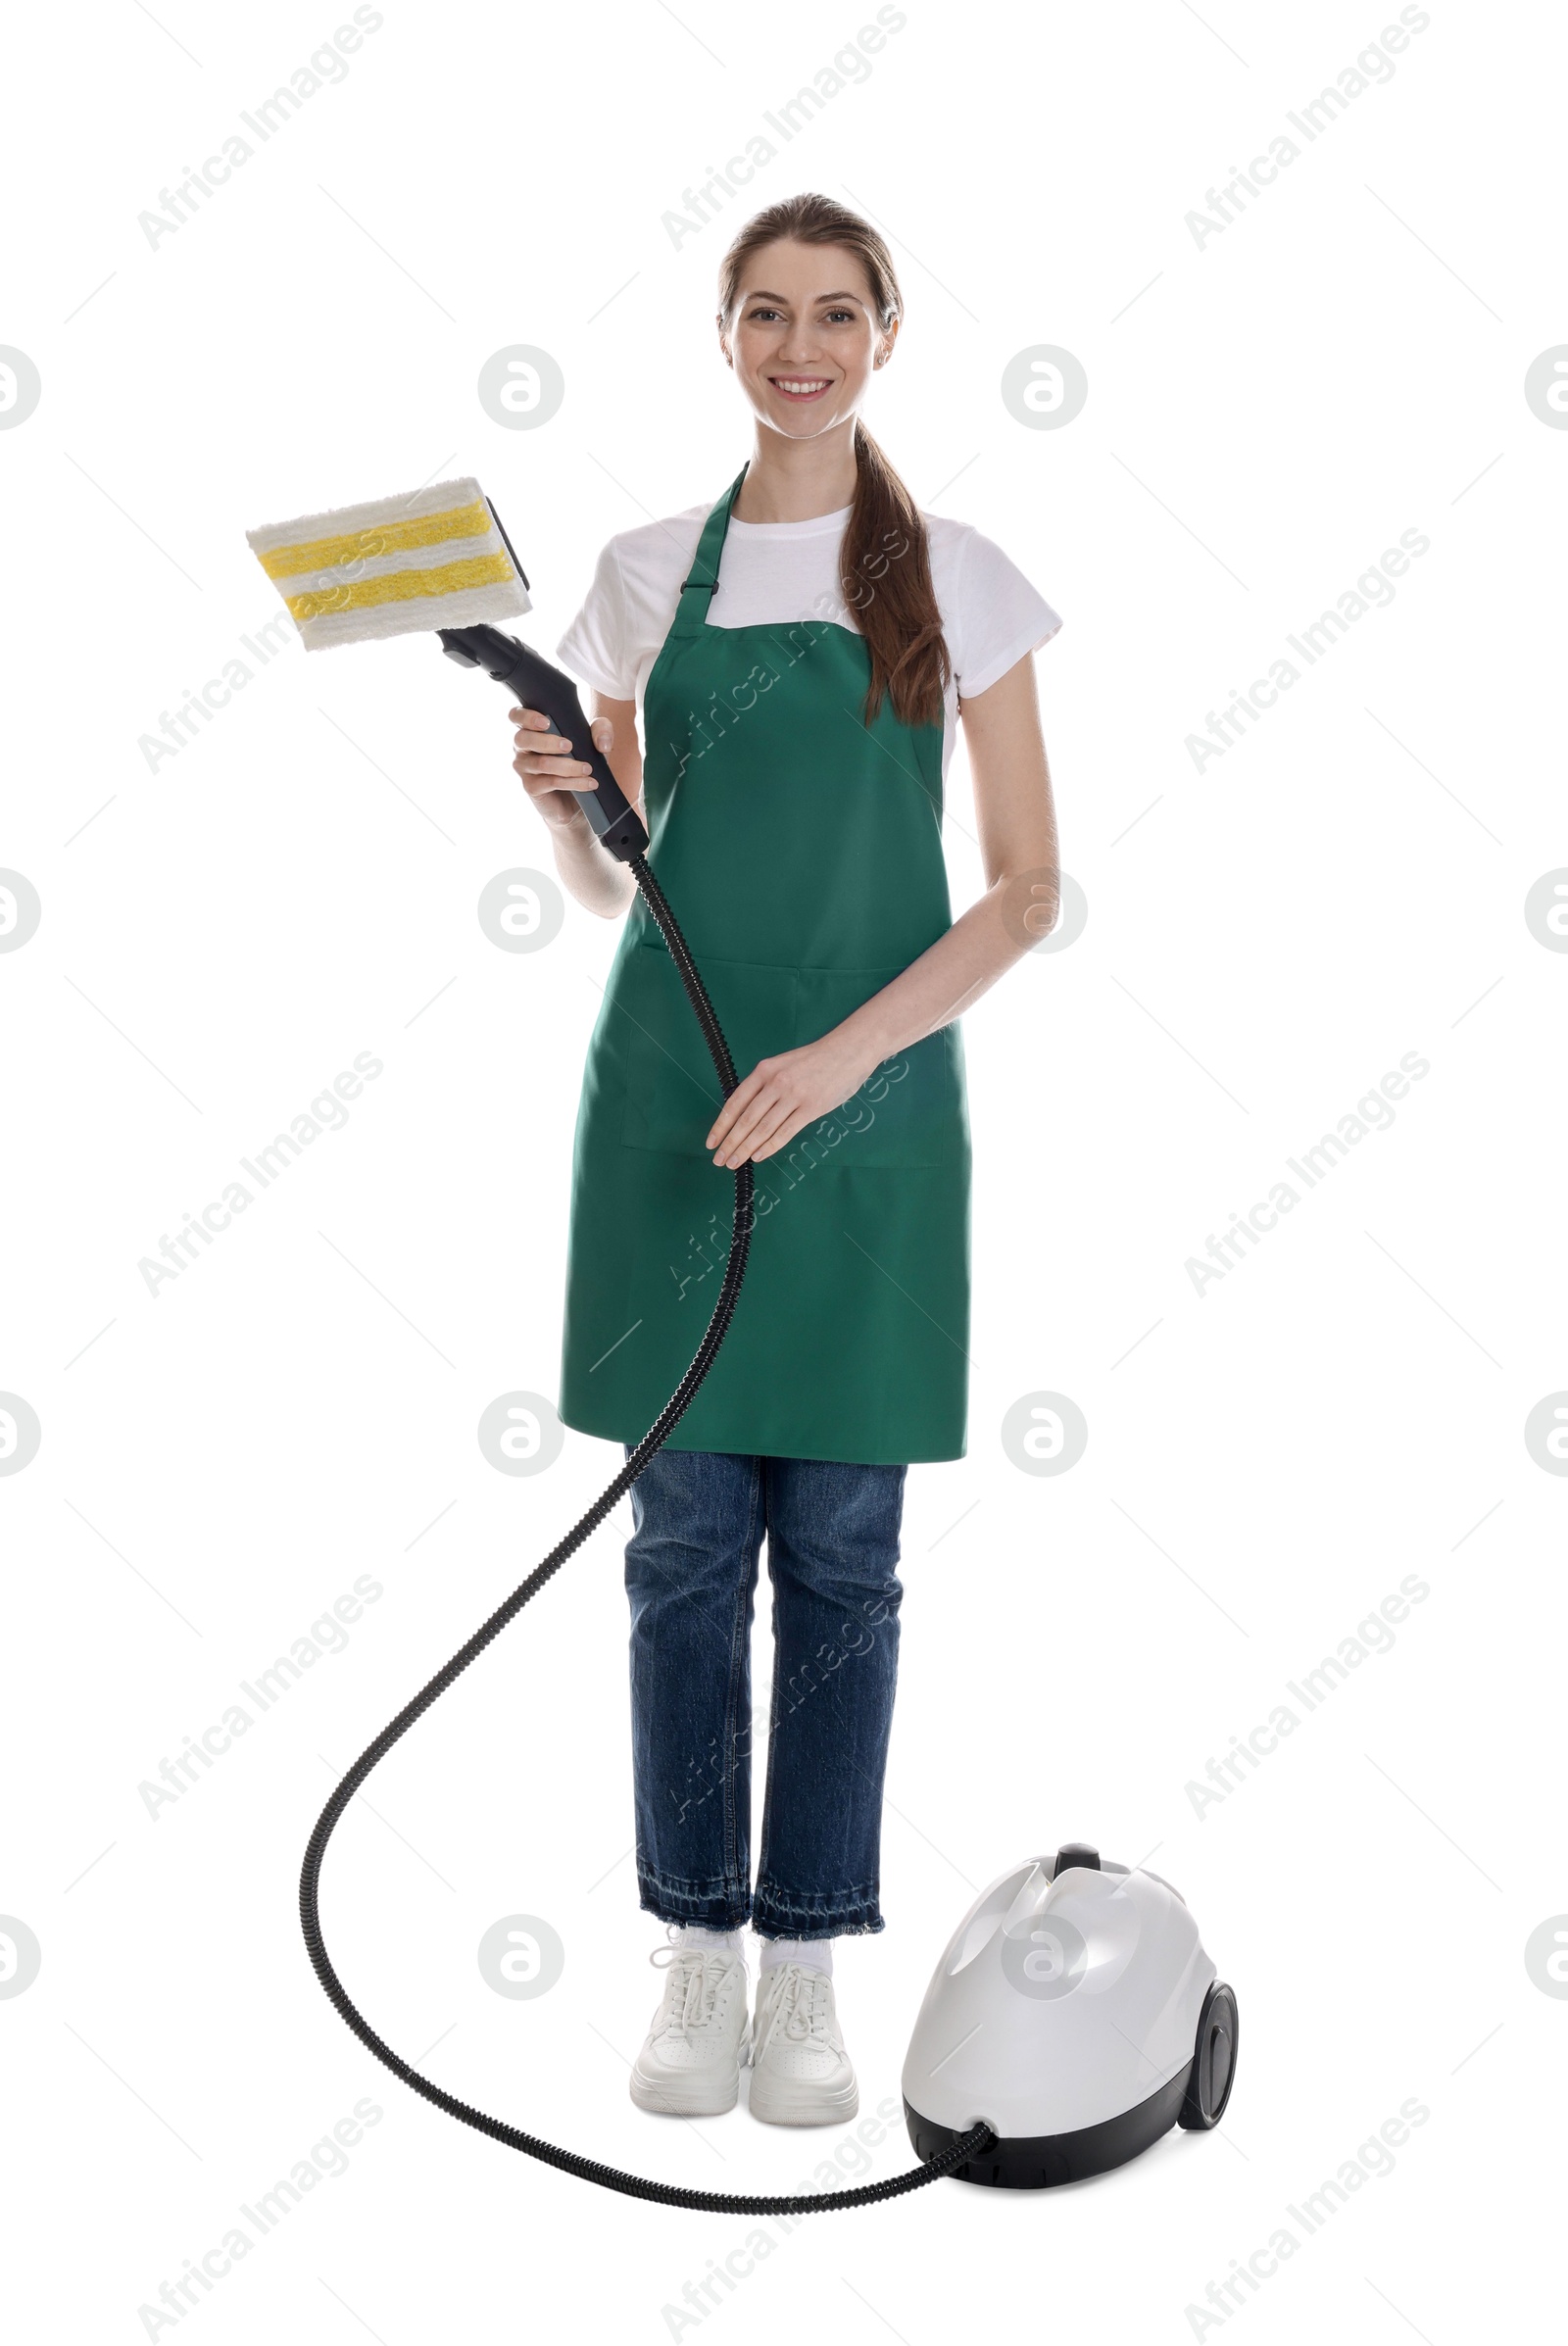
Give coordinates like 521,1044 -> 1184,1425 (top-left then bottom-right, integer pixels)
557,464 -> 971,1464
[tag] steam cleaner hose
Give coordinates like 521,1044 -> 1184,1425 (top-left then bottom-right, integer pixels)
299,849 -> 995,2211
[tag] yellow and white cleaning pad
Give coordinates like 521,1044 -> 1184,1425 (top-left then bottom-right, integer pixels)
245,477 -> 530,651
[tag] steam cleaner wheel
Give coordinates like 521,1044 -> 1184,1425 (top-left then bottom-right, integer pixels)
1178,1980 -> 1239,2130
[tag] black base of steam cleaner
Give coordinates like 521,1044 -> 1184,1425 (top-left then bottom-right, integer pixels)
245,479 -> 1238,2212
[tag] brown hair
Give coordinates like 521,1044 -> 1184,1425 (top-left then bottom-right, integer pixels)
716,191 -> 951,731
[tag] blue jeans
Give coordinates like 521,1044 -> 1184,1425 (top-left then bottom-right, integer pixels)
622,1446 -> 907,1938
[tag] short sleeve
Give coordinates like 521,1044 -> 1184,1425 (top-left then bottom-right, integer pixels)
948,527 -> 1062,701
556,538 -> 634,700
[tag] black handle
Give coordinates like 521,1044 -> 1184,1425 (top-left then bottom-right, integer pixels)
438,624 -> 649,863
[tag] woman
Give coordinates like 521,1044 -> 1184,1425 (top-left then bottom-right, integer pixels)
510,192 -> 1061,2126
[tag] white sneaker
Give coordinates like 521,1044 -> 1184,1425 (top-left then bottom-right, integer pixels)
747,1964 -> 858,2126
629,1936 -> 749,2117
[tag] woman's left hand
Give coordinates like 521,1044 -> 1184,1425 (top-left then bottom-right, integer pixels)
706,1030 -> 878,1166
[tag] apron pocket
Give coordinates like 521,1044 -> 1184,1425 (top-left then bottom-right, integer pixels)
619,940 -> 799,1156
794,963 -> 964,1171
617,946 -> 967,1170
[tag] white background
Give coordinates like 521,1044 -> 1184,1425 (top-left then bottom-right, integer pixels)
3,0 -> 1563,2339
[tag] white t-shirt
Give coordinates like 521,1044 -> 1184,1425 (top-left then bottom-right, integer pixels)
556,497 -> 1062,781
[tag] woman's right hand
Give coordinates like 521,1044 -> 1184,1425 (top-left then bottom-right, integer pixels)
509,704 -> 613,833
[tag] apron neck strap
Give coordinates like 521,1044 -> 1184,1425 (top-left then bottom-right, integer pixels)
669,464 -> 750,638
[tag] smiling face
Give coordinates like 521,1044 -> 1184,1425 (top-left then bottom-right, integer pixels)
720,238 -> 896,442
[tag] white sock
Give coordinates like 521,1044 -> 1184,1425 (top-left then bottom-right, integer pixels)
758,1935 -> 833,1978
672,1925 -> 743,1960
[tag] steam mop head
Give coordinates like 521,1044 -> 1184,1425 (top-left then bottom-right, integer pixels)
245,477 -> 530,651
